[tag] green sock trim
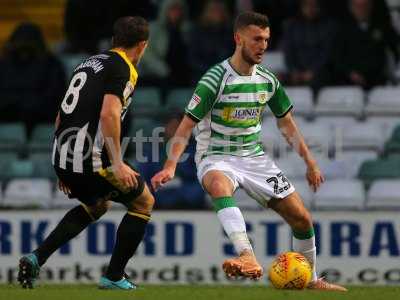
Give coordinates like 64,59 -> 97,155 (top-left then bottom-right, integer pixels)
212,197 -> 236,212
293,228 -> 315,240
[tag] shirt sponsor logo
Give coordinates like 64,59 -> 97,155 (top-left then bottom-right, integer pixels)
188,93 -> 201,110
222,107 -> 261,121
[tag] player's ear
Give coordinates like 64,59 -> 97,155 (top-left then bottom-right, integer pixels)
234,31 -> 242,47
138,40 -> 148,51
136,40 -> 148,61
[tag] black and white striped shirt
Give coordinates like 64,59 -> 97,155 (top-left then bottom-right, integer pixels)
52,50 -> 138,173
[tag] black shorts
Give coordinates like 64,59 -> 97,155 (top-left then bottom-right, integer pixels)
54,163 -> 145,207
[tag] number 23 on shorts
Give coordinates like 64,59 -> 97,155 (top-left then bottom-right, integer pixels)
266,172 -> 291,195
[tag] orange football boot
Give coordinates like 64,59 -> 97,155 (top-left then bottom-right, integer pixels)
308,277 -> 348,292
222,249 -> 263,280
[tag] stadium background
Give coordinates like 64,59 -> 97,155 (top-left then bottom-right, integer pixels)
0,0 -> 400,287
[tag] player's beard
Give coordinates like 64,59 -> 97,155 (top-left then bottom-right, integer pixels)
241,46 -> 258,66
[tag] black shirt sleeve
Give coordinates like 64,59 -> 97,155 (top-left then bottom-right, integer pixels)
103,56 -> 130,104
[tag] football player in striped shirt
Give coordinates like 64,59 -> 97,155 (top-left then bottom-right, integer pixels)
18,16 -> 154,290
152,12 -> 346,291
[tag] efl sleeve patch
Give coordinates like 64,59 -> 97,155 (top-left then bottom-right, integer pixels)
188,93 -> 201,110
185,82 -> 218,121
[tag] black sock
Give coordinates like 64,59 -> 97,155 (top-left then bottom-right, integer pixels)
33,205 -> 93,266
106,213 -> 149,281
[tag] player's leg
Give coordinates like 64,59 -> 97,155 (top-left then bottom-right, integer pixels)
202,170 -> 262,279
34,200 -> 111,265
268,192 -> 316,278
18,200 -> 110,288
268,192 -> 347,291
101,184 -> 154,289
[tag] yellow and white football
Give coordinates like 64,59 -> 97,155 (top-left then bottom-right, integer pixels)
268,252 -> 312,289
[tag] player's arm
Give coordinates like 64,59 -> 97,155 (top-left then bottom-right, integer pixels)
55,111 -> 61,130
151,81 -> 217,191
277,112 -> 324,192
101,57 -> 140,188
267,79 -> 324,192
54,110 -> 71,194
100,94 -> 139,189
163,116 -> 197,172
100,95 -> 124,163
151,116 -> 196,191
277,112 -> 315,166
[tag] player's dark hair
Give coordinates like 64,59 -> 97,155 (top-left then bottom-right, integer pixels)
234,11 -> 270,32
112,16 -> 149,48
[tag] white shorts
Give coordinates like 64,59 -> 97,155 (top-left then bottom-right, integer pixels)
197,154 -> 295,207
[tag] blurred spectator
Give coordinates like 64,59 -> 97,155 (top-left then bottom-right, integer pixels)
64,0 -> 157,54
64,0 -> 108,54
282,0 -> 337,91
188,0 -> 234,82
252,0 -> 298,49
108,0 -> 158,25
139,0 -> 192,88
236,0 -> 254,12
0,23 -> 66,134
136,114 -> 205,209
320,0 -> 396,25
186,0 -> 236,20
319,0 -> 349,20
331,0 -> 400,89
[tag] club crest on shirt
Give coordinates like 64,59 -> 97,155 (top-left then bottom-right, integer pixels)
188,93 -> 201,110
258,92 -> 268,104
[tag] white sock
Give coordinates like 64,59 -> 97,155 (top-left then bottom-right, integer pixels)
293,235 -> 318,281
217,206 -> 253,254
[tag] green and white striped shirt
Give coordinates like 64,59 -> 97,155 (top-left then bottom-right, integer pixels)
185,59 -> 293,163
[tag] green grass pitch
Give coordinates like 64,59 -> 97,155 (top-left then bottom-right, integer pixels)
1,285 -> 400,300
0,285 -> 400,300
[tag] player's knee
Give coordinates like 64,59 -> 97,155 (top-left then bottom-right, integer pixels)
207,180 -> 231,198
140,193 -> 155,215
127,192 -> 155,216
291,210 -> 313,232
88,200 -> 111,220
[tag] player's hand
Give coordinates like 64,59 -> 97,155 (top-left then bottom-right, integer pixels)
151,167 -> 175,191
306,163 -> 325,192
58,180 -> 71,195
113,162 -> 140,189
